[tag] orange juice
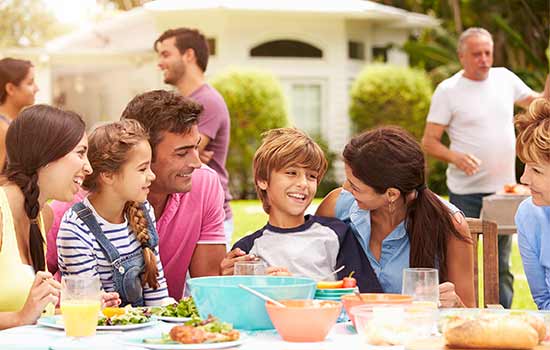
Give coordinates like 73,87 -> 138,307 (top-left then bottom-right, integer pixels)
60,301 -> 100,337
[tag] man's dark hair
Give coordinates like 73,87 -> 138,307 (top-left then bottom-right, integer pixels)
120,90 -> 203,158
154,28 -> 209,72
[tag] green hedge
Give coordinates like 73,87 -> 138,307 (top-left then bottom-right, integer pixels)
212,69 -> 288,199
349,64 -> 448,194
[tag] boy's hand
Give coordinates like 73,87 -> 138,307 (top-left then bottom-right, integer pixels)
220,248 -> 259,275
266,266 -> 292,276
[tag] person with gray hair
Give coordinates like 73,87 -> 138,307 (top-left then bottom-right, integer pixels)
421,27 -> 548,308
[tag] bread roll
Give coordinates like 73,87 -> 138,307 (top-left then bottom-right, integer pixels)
444,316 -> 539,349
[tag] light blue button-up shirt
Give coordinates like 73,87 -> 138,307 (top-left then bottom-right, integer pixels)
515,197 -> 550,310
335,189 -> 458,294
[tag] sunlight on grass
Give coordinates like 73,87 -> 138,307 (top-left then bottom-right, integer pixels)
231,199 -> 536,309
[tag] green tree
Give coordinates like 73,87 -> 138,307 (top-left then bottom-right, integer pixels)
0,0 -> 65,48
212,70 -> 289,199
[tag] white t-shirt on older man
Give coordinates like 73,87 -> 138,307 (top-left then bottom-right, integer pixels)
427,67 -> 533,194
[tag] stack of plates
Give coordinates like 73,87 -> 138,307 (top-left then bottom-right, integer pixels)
314,288 -> 357,322
314,287 -> 356,300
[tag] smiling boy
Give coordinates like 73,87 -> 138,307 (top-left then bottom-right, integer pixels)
220,128 -> 382,292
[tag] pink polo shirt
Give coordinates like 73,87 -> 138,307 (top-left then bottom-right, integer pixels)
46,166 -> 226,299
156,166 -> 226,298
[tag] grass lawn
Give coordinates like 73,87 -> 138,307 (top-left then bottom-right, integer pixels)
230,199 -> 536,310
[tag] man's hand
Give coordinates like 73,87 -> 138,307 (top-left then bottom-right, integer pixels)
451,152 -> 481,176
220,248 -> 259,275
199,150 -> 214,164
543,74 -> 550,99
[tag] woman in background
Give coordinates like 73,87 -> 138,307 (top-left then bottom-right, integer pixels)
0,58 -> 39,169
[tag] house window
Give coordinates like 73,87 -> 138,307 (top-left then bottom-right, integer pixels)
289,84 -> 322,136
372,46 -> 388,62
348,41 -> 365,60
207,38 -> 216,56
250,40 -> 323,58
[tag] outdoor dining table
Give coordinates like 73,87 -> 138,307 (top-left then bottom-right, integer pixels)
3,314 -> 550,350
481,193 -> 530,234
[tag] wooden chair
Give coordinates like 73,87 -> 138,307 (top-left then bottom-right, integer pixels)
466,217 -> 499,307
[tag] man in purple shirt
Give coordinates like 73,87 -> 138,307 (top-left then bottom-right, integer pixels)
155,28 -> 233,246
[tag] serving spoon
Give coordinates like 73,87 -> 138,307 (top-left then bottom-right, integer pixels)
238,284 -> 286,308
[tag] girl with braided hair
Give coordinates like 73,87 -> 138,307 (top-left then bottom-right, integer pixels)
57,119 -> 168,306
0,105 -> 119,330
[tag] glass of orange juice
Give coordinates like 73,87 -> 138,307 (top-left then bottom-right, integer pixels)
60,275 -> 101,338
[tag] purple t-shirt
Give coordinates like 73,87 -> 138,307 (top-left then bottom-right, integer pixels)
189,84 -> 232,220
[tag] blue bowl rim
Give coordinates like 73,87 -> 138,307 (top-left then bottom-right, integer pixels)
187,275 -> 316,288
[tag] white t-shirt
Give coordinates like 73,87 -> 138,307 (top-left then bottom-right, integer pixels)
427,67 -> 533,194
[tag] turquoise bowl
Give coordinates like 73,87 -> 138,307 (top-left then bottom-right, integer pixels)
188,276 -> 316,330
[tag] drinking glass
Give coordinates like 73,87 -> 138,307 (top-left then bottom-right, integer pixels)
60,275 -> 101,338
402,268 -> 439,307
234,260 -> 266,275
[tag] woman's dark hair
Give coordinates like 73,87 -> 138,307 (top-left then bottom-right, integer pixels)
343,126 -> 471,281
5,104 -> 86,272
0,58 -> 33,104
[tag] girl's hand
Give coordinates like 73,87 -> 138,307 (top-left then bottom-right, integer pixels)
439,282 -> 465,308
16,271 -> 60,326
102,292 -> 121,308
220,248 -> 258,275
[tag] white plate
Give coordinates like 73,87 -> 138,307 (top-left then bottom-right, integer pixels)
119,334 -> 246,349
156,315 -> 192,323
37,315 -> 157,331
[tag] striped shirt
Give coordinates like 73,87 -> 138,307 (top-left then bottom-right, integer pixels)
57,198 -> 168,305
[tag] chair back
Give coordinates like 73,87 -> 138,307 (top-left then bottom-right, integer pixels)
466,217 -> 499,307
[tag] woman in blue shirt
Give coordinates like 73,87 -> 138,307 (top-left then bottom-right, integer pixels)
515,98 -> 550,310
317,126 -> 475,307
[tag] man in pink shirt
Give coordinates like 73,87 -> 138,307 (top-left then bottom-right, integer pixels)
155,28 -> 233,246
47,90 -> 226,299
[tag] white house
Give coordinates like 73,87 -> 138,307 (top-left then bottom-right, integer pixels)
3,0 -> 437,176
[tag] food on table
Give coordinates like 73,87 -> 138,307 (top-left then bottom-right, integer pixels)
143,315 -> 240,345
316,280 -> 344,289
342,271 -> 357,288
502,183 -> 530,195
150,296 -> 199,318
317,271 -> 358,289
442,312 -> 546,349
102,307 -> 126,318
97,305 -> 152,326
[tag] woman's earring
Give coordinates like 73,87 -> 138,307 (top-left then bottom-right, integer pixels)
388,200 -> 395,227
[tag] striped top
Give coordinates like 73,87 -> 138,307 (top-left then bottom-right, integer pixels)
57,198 -> 168,305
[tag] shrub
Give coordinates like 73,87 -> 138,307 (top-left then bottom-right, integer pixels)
349,64 -> 432,139
212,69 -> 288,199
349,64 -> 447,194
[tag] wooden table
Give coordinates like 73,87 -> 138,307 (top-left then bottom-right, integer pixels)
481,194 -> 529,234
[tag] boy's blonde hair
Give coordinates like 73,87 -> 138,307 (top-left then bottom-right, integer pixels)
253,128 -> 328,213
515,98 -> 550,165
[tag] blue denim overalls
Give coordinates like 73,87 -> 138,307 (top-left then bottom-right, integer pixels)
72,202 -> 159,307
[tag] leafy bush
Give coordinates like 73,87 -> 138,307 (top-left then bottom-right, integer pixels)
349,64 -> 447,194
349,64 -> 432,139
212,69 -> 288,199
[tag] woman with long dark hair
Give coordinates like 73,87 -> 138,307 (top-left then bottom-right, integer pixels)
317,126 -> 475,307
0,58 -> 39,169
0,105 -> 118,329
